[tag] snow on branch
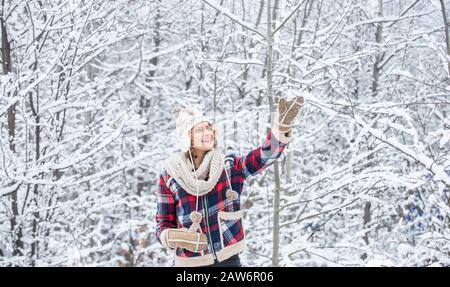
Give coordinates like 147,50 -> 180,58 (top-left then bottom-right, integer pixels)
202,0 -> 266,39
353,114 -> 450,187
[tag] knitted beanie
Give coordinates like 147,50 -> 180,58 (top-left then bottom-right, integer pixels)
171,105 -> 217,152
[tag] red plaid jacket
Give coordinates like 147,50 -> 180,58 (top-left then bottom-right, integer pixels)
155,130 -> 290,266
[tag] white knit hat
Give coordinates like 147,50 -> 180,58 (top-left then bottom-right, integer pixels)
171,105 -> 216,152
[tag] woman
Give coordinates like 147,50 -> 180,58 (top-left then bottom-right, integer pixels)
156,96 -> 304,267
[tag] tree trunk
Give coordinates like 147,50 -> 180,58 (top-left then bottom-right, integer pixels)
439,0 -> 450,78
266,0 -> 282,267
371,0 -> 383,97
363,202 -> 371,245
364,0 -> 383,251
136,0 -> 161,197
1,6 -> 24,258
29,89 -> 41,265
284,0 -> 313,184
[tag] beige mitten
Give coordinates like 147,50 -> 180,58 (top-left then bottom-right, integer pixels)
277,96 -> 304,132
165,228 -> 208,252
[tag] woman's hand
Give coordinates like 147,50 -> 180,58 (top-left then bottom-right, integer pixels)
277,96 -> 304,132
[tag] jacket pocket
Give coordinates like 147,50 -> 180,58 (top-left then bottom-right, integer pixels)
217,210 -> 245,249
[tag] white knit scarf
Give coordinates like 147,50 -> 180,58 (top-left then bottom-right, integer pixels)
164,148 -> 225,196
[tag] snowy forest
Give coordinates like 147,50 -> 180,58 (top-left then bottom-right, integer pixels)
1,0 -> 449,267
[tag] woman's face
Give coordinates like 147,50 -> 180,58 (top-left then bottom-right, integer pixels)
190,121 -> 215,152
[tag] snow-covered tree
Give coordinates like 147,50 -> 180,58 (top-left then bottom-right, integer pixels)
1,0 -> 449,266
